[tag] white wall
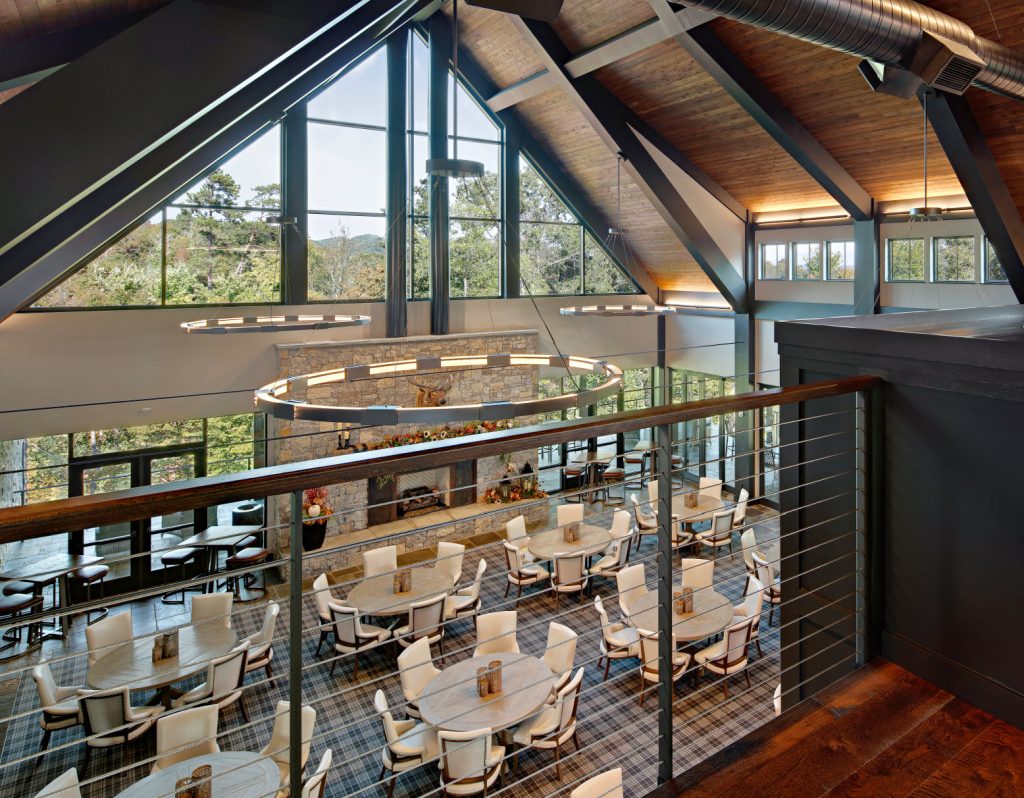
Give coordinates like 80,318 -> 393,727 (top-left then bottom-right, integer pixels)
755,319 -> 780,387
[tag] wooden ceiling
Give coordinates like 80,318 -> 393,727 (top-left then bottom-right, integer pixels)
0,0 -> 163,44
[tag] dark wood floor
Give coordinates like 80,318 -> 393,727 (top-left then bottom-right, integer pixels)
657,659 -> 1024,798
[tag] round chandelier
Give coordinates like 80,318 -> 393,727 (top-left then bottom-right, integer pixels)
181,313 -> 371,334
559,304 -> 688,317
255,353 -> 623,424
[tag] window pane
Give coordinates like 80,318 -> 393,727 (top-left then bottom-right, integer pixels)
450,140 -> 500,219
72,420 -> 204,458
450,219 -> 500,297
206,414 -> 256,476
521,157 -> 574,223
165,208 -> 280,304
308,123 -> 386,213
24,435 -> 69,504
793,242 -> 822,279
934,236 -> 976,282
307,214 -> 385,300
521,221 -> 581,295
584,232 -> 633,294
887,238 -> 925,281
410,133 -> 428,214
410,33 -> 429,134
34,215 -> 163,307
450,77 -> 500,141
760,243 -> 787,279
986,239 -> 1007,282
409,215 -> 430,299
307,46 -> 387,126
173,128 -> 280,207
827,240 -> 855,280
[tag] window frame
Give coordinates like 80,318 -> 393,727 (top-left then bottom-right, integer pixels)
932,235 -> 978,284
886,237 -> 927,283
759,242 -> 788,280
825,240 -> 855,281
791,241 -> 823,281
983,238 -> 1009,284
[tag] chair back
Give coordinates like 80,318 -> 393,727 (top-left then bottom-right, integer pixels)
740,528 -> 758,573
717,618 -> 754,670
312,574 -> 333,621
553,554 -> 586,588
436,541 -> 465,585
463,558 -> 486,601
438,728 -> 494,788
555,667 -> 585,732
330,602 -> 366,648
79,689 -> 128,738
542,622 -> 578,676
735,487 -> 749,523
34,768 -> 81,798
408,594 -> 446,640
502,541 -> 526,577
610,538 -> 630,570
31,661 -> 60,707
738,576 -> 764,624
609,509 -> 632,540
593,596 -> 616,646
638,630 -> 659,675
302,748 -> 332,798
699,476 -> 723,499
397,636 -> 438,700
615,563 -> 647,616
373,689 -> 405,749
363,545 -> 397,578
556,502 -> 585,527
209,644 -> 248,700
631,494 -> 656,530
648,480 -> 659,505
708,509 -> 735,543
191,593 -> 233,629
85,613 -> 132,667
570,768 -> 623,798
154,705 -> 219,772
474,610 -> 518,656
680,558 -> 714,591
752,551 -> 776,595
505,515 -> 527,543
263,701 -> 316,770
253,601 -> 280,648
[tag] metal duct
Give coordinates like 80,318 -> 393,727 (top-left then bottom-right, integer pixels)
675,0 -> 1024,100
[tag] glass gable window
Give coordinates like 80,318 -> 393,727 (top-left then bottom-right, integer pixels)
520,157 -> 581,295
827,240 -> 855,280
760,243 -> 787,279
792,242 -> 823,280
934,236 -> 976,282
887,238 -> 926,281
985,239 -> 1008,283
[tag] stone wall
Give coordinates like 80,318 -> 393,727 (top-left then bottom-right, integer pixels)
268,331 -> 544,574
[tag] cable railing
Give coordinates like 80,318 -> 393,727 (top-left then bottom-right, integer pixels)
0,375 -> 880,798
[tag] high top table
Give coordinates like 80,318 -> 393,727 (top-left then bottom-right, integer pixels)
0,552 -> 102,640
179,524 -> 261,591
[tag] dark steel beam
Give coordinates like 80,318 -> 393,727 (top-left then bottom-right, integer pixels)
0,7 -> 165,89
386,33 -> 409,338
924,90 -> 1024,303
281,105 -> 308,305
853,216 -> 880,315
652,1 -> 873,222
428,13 -> 451,332
429,19 -> 660,300
511,16 -> 747,311
0,0 -> 433,321
503,132 -> 522,298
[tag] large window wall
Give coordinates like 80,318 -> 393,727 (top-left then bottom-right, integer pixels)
33,29 -> 634,310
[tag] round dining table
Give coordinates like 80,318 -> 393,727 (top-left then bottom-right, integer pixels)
346,568 -> 453,617
626,588 -> 734,642
671,495 -> 725,527
527,523 -> 612,560
87,622 -> 238,706
113,751 -> 280,798
418,652 -> 555,733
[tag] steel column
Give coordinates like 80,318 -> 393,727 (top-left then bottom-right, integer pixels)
733,312 -> 755,493
386,33 -> 409,338
853,216 -> 880,315
282,105 -> 308,305
503,132 -> 522,298
288,490 -> 304,798
655,420 -> 674,782
428,14 -> 451,333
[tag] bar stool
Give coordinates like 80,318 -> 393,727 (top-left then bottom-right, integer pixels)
160,547 -> 200,605
224,547 -> 270,602
68,565 -> 109,625
600,466 -> 626,505
562,463 -> 585,502
624,450 -> 648,487
0,592 -> 43,656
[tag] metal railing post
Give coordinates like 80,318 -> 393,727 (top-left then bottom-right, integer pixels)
655,420 -> 673,783
289,490 -> 304,798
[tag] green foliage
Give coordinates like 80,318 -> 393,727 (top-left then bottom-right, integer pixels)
934,236 -> 975,282
987,240 -> 1007,282
889,238 -> 925,281
308,224 -> 386,300
793,243 -> 823,279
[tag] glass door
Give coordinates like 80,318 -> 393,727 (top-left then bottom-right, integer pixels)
144,453 -> 201,585
71,459 -> 139,586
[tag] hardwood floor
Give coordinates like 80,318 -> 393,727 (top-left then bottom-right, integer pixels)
655,659 -> 1024,798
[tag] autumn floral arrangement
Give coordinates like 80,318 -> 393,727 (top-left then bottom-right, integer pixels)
369,419 -> 513,450
302,486 -> 333,522
482,462 -> 546,504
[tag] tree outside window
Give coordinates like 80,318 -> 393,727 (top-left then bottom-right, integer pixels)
826,240 -> 855,280
934,236 -> 976,282
887,238 -> 925,281
986,239 -> 1008,283
793,242 -> 823,280
760,243 -> 787,279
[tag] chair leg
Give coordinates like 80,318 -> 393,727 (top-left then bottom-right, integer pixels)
744,668 -> 752,689
755,639 -> 763,658
329,656 -> 337,677
316,630 -> 327,657
769,604 -> 775,626
573,731 -> 580,752
639,680 -> 646,706
39,729 -> 51,751
723,675 -> 729,699
266,661 -> 275,688
603,656 -> 611,682
554,741 -> 562,780
239,693 -> 249,722
504,580 -> 510,598
386,775 -> 397,798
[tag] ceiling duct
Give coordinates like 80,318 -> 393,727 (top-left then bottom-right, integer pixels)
673,0 -> 1024,101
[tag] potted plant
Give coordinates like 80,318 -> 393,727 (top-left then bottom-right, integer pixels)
301,487 -> 333,552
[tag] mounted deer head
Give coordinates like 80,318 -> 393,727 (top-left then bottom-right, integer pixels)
408,375 -> 454,407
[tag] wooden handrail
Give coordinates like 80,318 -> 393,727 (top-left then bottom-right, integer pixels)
0,376 -> 881,541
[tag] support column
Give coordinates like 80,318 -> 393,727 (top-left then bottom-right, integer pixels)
281,105 -> 307,305
655,420 -> 674,782
853,216 -> 880,315
288,490 -> 304,798
385,33 -> 408,338
428,15 -> 450,334
733,313 -> 755,494
655,315 -> 669,406
502,132 -> 521,298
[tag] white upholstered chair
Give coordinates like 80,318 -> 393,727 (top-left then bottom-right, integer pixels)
260,701 -> 316,796
394,593 -> 447,655
302,748 -> 332,798
753,551 -> 782,626
328,602 -> 391,679
696,508 -> 735,559
312,573 -> 337,656
615,563 -> 648,618
363,545 -> 398,578
571,768 -> 623,798
397,636 -> 441,719
638,630 -> 691,706
31,660 -> 82,750
78,688 -> 164,772
173,641 -> 249,721
375,689 -> 433,798
505,515 -> 536,562
733,487 -> 750,527
190,592 -> 233,629
542,622 -> 578,682
473,610 -> 519,657
551,554 -> 588,610
152,705 -> 219,773
695,617 -> 755,698
630,494 -> 658,552
556,502 -> 584,527
436,541 -> 465,586
446,558 -> 486,620
698,476 -> 723,500
246,600 -> 279,685
740,527 -> 759,576
438,727 -> 505,796
84,612 -> 132,667
732,576 -> 765,658
594,595 -> 639,682
679,557 -> 715,592
512,667 -> 584,779
35,768 -> 81,798
503,542 -> 549,606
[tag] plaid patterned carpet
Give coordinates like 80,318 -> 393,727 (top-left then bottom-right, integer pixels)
1,503 -> 780,798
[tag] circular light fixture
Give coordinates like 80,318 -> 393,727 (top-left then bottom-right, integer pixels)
181,314 -> 371,334
559,304 -> 690,317
425,157 -> 485,178
908,206 -> 944,221
254,353 -> 623,424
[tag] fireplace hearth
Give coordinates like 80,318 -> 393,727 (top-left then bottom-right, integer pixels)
367,461 -> 478,526
399,485 -> 446,516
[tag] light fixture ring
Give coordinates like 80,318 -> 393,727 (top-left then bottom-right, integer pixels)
254,352 -> 623,424
181,314 -> 371,334
559,304 -> 689,317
